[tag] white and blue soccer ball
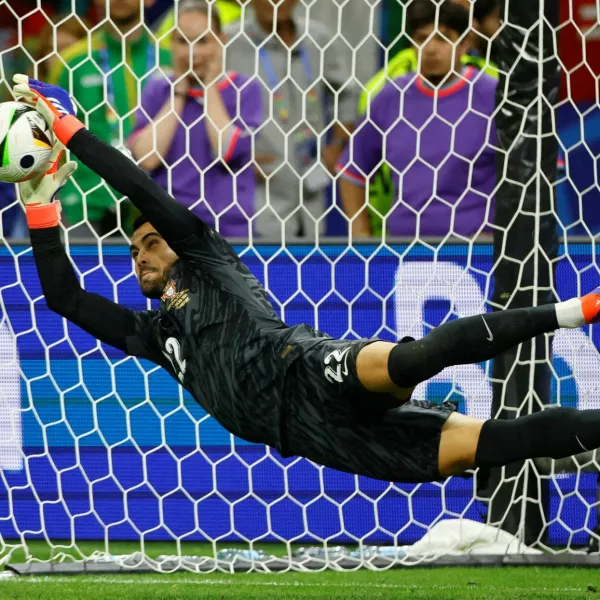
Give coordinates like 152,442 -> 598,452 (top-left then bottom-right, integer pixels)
0,101 -> 53,183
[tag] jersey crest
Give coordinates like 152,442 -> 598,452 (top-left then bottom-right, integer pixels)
160,279 -> 190,311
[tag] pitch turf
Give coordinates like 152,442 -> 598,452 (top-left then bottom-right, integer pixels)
0,542 -> 598,599
0,568 -> 599,599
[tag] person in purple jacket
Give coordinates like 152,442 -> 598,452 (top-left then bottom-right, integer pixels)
129,0 -> 261,238
337,0 -> 497,239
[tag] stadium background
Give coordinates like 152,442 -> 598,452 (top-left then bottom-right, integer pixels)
0,0 -> 599,558
1,0 -> 600,236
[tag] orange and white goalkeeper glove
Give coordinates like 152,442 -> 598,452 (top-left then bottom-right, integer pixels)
13,74 -> 81,228
17,143 -> 77,229
12,74 -> 84,147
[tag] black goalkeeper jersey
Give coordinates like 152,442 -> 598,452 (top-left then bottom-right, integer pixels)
30,129 -> 327,453
125,240 -> 326,450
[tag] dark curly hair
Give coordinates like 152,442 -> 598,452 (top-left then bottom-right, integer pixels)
132,214 -> 150,232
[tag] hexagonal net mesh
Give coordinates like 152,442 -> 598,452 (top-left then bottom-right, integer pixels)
0,0 -> 598,574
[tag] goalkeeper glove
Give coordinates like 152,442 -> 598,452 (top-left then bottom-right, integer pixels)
12,74 -> 84,146
12,75 -> 80,228
18,144 -> 77,229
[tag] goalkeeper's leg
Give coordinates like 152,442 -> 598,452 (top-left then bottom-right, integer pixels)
357,288 -> 600,403
438,408 -> 600,478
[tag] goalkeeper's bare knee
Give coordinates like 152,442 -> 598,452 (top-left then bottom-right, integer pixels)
355,341 -> 415,409
439,407 -> 600,478
438,413 -> 485,477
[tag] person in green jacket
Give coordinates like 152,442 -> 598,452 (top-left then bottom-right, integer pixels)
359,0 -> 500,237
49,0 -> 171,237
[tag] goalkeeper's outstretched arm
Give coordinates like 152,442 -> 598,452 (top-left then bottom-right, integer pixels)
19,137 -> 161,361
66,127 -> 207,255
30,227 -> 154,357
13,76 -> 218,262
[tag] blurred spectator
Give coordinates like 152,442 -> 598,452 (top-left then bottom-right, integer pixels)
359,0 -> 500,237
141,0 -> 173,27
129,0 -> 261,237
48,0 -> 171,237
0,1 -> 44,102
154,1 -> 241,45
337,0 -> 497,239
225,0 -> 357,240
465,0 -> 501,64
359,0 -> 500,115
36,15 -> 90,81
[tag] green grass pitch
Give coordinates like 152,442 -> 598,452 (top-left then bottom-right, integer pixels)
1,567 -> 599,599
0,542 -> 598,599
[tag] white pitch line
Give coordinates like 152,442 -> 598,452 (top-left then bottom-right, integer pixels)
5,577 -> 407,590
0,576 -> 591,593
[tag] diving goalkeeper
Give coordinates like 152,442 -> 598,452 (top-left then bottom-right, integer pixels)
14,75 -> 600,484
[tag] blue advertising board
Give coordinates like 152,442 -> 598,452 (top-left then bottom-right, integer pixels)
0,242 -> 598,546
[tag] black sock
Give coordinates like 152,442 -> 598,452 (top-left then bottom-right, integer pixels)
388,305 -> 557,388
475,407 -> 600,468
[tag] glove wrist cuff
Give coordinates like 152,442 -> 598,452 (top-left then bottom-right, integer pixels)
26,201 -> 62,229
53,115 -> 84,146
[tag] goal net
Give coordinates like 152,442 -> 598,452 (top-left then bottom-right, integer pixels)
0,0 -> 599,574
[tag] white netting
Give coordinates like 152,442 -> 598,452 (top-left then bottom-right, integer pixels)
0,0 -> 599,573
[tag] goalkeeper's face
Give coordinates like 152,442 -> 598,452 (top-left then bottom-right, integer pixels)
130,223 -> 179,299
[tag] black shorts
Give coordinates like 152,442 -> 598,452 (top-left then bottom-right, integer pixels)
280,337 -> 456,484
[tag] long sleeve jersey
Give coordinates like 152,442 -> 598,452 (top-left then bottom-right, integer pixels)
30,129 -> 327,453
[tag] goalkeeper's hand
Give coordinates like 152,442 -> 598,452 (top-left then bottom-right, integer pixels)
12,74 -> 84,147
18,144 -> 77,229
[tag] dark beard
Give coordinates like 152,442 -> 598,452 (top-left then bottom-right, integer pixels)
139,262 -> 176,299
140,272 -> 169,299
142,284 -> 164,299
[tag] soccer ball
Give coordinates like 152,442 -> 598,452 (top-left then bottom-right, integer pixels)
0,101 -> 54,184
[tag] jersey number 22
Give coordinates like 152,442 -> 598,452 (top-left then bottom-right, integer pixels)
163,337 -> 187,383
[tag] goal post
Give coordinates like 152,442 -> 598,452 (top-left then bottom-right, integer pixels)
478,0 -> 561,545
0,0 -> 600,575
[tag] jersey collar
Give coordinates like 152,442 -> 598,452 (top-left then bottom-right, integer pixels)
416,66 -> 475,98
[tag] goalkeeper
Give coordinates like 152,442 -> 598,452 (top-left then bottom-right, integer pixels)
14,75 -> 600,484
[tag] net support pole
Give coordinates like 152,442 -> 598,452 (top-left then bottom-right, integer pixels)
478,0 -> 560,545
